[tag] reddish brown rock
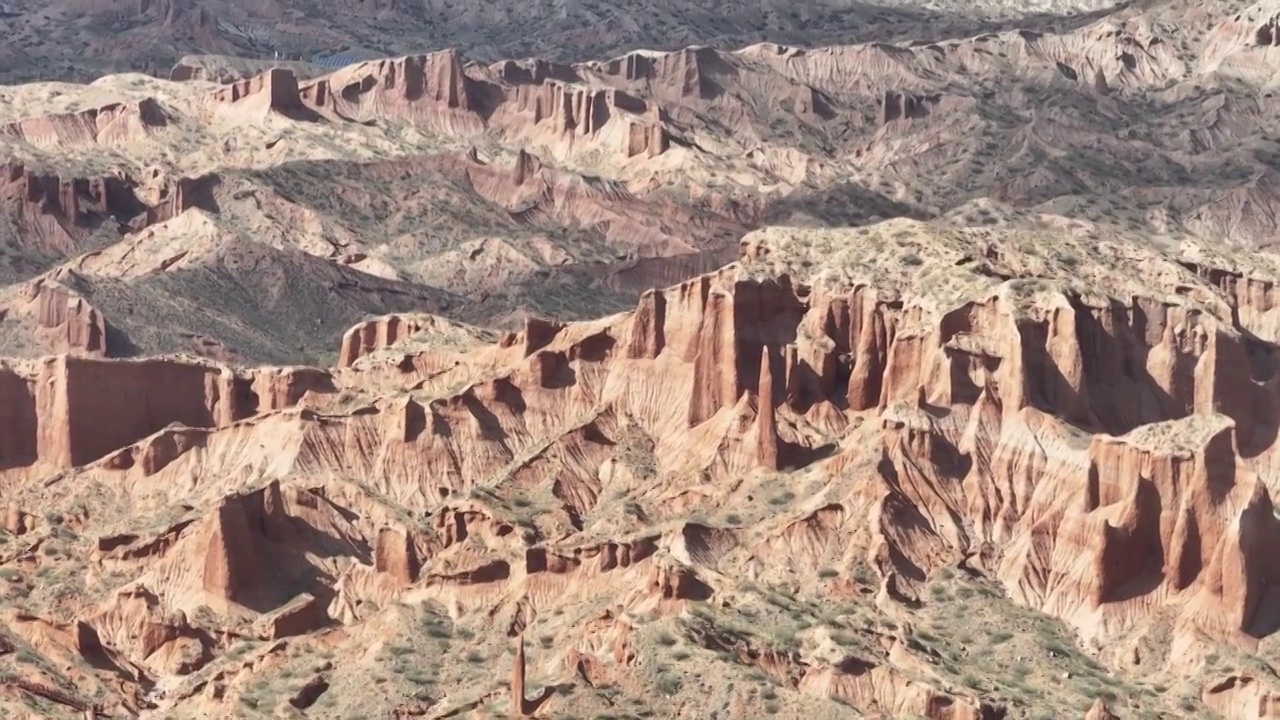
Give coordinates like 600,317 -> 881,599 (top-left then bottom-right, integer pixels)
4,502 -> 27,536
28,277 -> 108,356
0,367 -> 37,468
624,289 -> 666,359
0,161 -> 145,255
1084,698 -> 1120,720
0,356 -> 329,473
1,99 -> 168,149
209,67 -> 315,120
143,174 -> 220,226
256,594 -> 330,639
299,50 -> 482,133
1203,675 -> 1280,719
755,346 -> 780,470
511,634 -> 528,718
339,314 -> 429,368
202,492 -> 266,605
374,528 -> 420,584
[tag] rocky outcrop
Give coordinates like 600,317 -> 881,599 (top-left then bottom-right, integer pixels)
0,356 -> 327,471
0,367 -> 37,468
338,314 -> 430,367
0,161 -> 228,259
488,68 -> 670,156
208,68 -> 316,120
625,117 -> 670,158
49,355 -> 234,468
198,481 -> 362,610
880,91 -> 937,124
255,594 -> 330,639
25,275 -> 108,356
510,634 -> 528,718
374,528 -> 420,584
1039,417 -> 1280,637
593,47 -> 723,101
257,48 -> 677,159
143,174 -> 220,226
242,366 -> 333,414
1203,675 -> 1280,719
1084,698 -> 1120,720
201,485 -> 264,603
755,346 -> 780,470
1,99 -> 169,149
299,50 -> 483,134
4,502 -> 28,535
0,162 -> 146,254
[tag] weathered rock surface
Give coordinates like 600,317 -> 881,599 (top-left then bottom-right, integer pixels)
0,355 -> 328,469
5,214 -> 1280,718
4,2 -> 1280,717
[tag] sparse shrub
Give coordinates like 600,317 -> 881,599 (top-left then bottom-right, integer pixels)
817,568 -> 838,579
656,632 -> 678,647
1041,638 -> 1070,656
660,675 -> 684,696
768,491 -> 795,506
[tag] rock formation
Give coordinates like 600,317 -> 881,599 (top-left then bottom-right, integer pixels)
1,99 -> 168,149
25,275 -> 108,356
510,634 -> 527,718
209,67 -> 316,120
0,355 -> 327,469
0,162 -> 145,254
3,3 -> 1280,717
1084,698 -> 1119,720
338,314 -> 431,368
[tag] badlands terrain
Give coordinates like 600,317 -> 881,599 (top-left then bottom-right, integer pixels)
7,0 -> 1280,718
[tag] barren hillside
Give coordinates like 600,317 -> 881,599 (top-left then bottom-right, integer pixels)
5,0 -> 1280,719
4,0 -> 1280,362
0,0 -> 1141,83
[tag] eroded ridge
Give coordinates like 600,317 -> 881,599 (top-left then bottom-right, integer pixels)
3,215 -> 1280,718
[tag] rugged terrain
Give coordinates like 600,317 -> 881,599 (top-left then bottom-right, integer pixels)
5,0 -> 1280,363
0,0 -> 1134,83
5,0 -> 1280,718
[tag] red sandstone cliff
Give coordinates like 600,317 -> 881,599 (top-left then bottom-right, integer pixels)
0,355 -> 329,470
198,49 -> 675,161
5,221 -> 1280,717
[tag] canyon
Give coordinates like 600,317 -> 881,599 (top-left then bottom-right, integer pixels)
5,0 -> 1280,718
